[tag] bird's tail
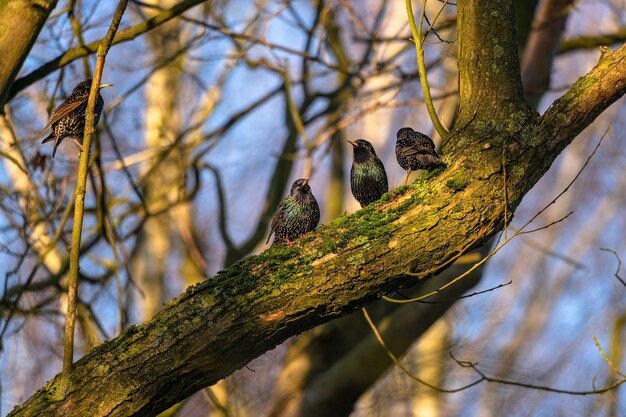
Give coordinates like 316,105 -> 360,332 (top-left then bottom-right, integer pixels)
419,154 -> 445,167
42,133 -> 61,158
432,154 -> 445,165
41,133 -> 54,144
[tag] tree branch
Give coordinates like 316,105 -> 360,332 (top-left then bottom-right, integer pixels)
539,44 -> 626,161
560,28 -> 626,54
63,0 -> 128,379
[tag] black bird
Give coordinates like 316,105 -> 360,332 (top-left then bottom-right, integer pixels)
267,178 -> 320,246
40,79 -> 112,158
348,139 -> 388,207
395,127 -> 444,184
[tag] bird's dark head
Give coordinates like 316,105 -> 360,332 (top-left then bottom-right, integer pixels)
348,139 -> 378,161
291,178 -> 312,195
396,127 -> 416,141
73,79 -> 113,94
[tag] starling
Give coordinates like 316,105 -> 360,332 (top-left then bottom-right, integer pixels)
395,127 -> 444,184
348,139 -> 388,207
40,79 -> 113,158
267,178 -> 320,246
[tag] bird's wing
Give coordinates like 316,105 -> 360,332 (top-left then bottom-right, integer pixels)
398,146 -> 421,157
266,202 -> 285,243
401,134 -> 437,156
38,99 -> 86,135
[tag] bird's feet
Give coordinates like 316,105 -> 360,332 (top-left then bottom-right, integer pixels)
71,138 -> 84,152
403,169 -> 412,186
286,238 -> 295,246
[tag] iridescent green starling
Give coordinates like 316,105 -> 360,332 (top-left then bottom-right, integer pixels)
348,139 -> 388,207
40,79 -> 113,158
267,178 -> 320,246
395,127 -> 444,184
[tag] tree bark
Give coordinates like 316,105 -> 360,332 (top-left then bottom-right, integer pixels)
456,0 -> 530,128
267,250 -> 486,417
8,0 -> 626,415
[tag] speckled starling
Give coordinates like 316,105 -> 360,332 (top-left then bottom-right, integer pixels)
40,79 -> 112,158
395,127 -> 444,184
348,139 -> 388,207
267,178 -> 320,246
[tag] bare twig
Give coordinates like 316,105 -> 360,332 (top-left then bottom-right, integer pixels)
63,0 -> 129,380
405,0 -> 449,139
600,248 -> 626,287
451,352 -> 626,395
593,336 -> 626,378
395,280 -> 513,304
362,308 -> 483,393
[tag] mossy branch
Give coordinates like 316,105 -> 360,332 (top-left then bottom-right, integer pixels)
62,0 -> 128,380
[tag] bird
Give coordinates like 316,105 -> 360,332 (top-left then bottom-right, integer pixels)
267,178 -> 320,246
395,127 -> 444,184
40,79 -> 113,158
348,139 -> 388,207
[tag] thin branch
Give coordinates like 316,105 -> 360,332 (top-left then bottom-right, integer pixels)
282,67 -> 312,178
63,0 -> 128,380
560,28 -> 626,53
0,150 -> 27,174
593,336 -> 626,378
395,280 -> 512,304
600,248 -> 626,287
362,308 -> 483,393
451,352 -> 626,395
405,0 -> 449,139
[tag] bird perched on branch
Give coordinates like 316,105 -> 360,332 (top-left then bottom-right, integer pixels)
267,178 -> 320,246
40,79 -> 113,158
395,127 -> 444,184
348,139 -> 388,207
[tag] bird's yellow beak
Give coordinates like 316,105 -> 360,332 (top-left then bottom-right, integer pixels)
99,84 -> 113,89
347,140 -> 357,147
302,178 -> 309,186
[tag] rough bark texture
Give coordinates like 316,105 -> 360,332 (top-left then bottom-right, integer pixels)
456,0 -> 530,128
8,0 -> 626,415
0,0 -> 58,108
265,249 -> 484,417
